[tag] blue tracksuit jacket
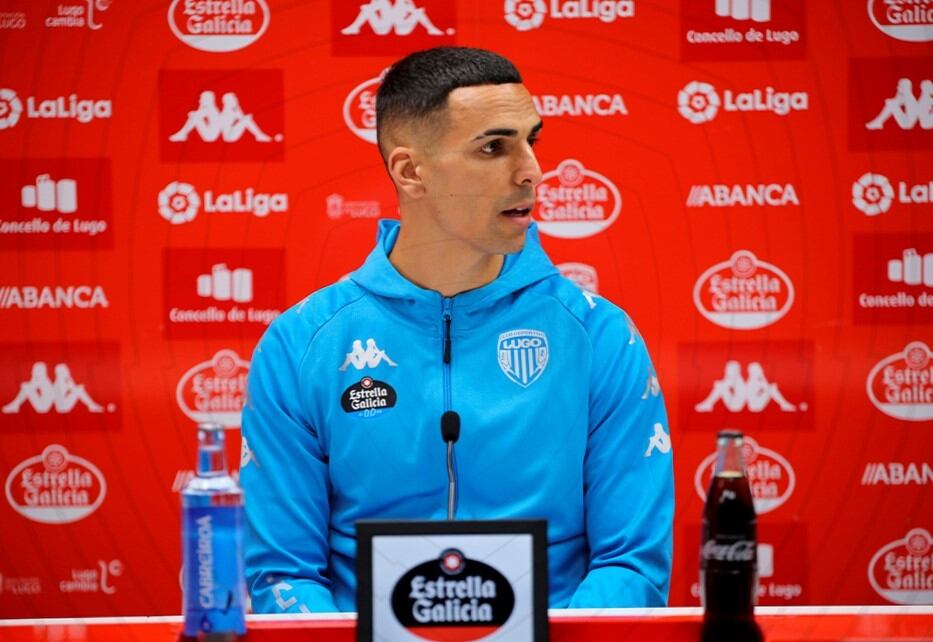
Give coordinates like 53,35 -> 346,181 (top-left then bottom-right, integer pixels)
240,219 -> 673,613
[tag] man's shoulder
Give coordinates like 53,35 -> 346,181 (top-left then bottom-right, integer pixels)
528,274 -> 633,336
266,279 -> 368,346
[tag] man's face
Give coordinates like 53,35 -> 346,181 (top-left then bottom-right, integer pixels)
414,83 -> 543,256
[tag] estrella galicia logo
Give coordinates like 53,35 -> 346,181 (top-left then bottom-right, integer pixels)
391,548 -> 515,640
497,329 -> 549,388
340,376 -> 396,417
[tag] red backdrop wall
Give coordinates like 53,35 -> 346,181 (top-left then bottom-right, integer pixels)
0,0 -> 930,617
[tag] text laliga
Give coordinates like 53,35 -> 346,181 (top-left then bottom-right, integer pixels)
548,1 -> 635,22
723,87 -> 808,116
26,95 -> 112,123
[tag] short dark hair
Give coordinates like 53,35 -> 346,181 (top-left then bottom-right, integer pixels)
375,47 -> 522,154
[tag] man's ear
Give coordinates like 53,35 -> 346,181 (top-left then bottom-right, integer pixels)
387,146 -> 425,199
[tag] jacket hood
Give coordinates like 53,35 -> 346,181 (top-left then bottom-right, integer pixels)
350,219 -> 558,314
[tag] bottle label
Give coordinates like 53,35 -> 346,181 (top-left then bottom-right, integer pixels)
702,538 -> 756,562
182,505 -> 246,635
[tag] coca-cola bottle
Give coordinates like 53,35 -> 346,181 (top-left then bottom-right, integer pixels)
700,430 -> 763,642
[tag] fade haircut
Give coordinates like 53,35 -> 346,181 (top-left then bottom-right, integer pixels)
375,47 -> 523,158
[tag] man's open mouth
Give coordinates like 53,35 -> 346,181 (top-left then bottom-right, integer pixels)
501,206 -> 532,217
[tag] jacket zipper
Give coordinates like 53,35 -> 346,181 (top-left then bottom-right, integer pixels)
442,297 -> 457,515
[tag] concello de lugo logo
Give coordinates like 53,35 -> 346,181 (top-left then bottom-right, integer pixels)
693,250 -> 795,330
4,444 -> 106,524
866,341 -> 933,422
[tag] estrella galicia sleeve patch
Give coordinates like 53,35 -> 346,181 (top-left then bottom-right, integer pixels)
340,376 -> 396,416
390,548 -> 515,641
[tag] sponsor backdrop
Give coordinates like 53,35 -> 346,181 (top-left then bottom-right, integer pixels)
0,0 -> 930,617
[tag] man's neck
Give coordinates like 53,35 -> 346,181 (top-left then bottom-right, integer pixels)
388,224 -> 504,297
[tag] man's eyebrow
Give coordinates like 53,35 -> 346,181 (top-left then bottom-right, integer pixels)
472,121 -> 544,140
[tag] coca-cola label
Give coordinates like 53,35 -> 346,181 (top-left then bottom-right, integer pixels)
693,250 -> 794,329
4,444 -> 106,524
343,72 -> 384,144
694,436 -> 796,515
866,341 -> 933,422
534,159 -> 621,239
176,349 -> 249,428
868,528 -> 933,604
701,539 -> 756,562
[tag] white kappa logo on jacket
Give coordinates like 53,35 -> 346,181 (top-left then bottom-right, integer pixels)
339,338 -> 397,371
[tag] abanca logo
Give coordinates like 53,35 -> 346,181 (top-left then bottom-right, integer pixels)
868,528 -> 933,604
168,0 -> 270,52
694,435 -> 795,515
866,341 -> 933,422
176,349 -> 249,428
693,250 -> 795,329
5,444 -> 106,524
535,159 -> 621,239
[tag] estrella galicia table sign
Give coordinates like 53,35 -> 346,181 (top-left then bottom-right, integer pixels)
356,520 -> 548,642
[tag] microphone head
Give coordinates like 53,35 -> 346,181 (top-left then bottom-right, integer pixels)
441,411 -> 460,444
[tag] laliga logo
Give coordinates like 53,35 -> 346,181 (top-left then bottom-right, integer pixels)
176,349 -> 249,428
678,81 -> 720,124
694,435 -> 795,515
343,71 -> 385,144
4,444 -> 106,524
868,528 -> 933,604
0,88 -> 23,130
678,80 -> 808,123
158,180 -> 288,223
866,341 -> 933,422
504,0 -> 635,31
391,548 -> 515,640
158,181 -> 200,224
868,0 -> 933,42
852,172 -> 894,216
535,159 -> 621,239
168,0 -> 270,52
693,250 -> 795,330
505,0 -> 547,31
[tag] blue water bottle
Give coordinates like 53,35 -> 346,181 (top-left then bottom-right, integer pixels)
181,422 -> 247,640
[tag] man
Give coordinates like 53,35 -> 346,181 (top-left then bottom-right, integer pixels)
241,47 -> 673,613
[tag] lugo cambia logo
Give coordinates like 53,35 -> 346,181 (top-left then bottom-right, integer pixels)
693,250 -> 794,330
390,548 -> 515,641
5,444 -> 106,524
176,349 -> 248,428
866,341 -> 933,422
534,159 -> 621,239
168,0 -> 270,52
868,528 -> 933,604
694,435 -> 795,515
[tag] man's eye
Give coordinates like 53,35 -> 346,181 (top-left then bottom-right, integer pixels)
481,140 -> 503,154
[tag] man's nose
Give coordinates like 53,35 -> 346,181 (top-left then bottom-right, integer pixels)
514,145 -> 543,188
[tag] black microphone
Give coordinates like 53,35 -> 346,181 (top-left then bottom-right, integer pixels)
440,411 -> 460,520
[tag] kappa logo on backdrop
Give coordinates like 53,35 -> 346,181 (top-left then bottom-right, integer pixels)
343,71 -> 384,144
694,435 -> 796,514
686,183 -> 800,208
339,339 -> 397,371
644,423 -> 671,457
849,58 -> 932,151
159,70 -> 285,162
158,180 -> 288,224
332,0 -> 456,55
0,285 -> 109,310
176,349 -> 249,428
3,362 -> 115,415
557,262 -> 599,293
504,0 -> 635,32
851,171 -> 932,216
868,528 -> 933,604
866,341 -> 933,422
0,88 -> 112,130
861,461 -> 932,486
678,81 -> 808,124
868,0 -> 933,42
498,329 -> 549,388
680,0 -> 804,62
326,193 -> 382,219
391,549 -> 515,638
4,444 -> 107,524
0,159 -> 113,249
44,0 -> 112,30
168,0 -> 270,52
59,559 -> 122,594
695,360 -> 805,413
532,93 -> 629,118
535,159 -> 621,239
693,250 -> 795,330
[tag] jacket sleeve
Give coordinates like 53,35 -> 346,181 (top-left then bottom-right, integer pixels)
568,307 -> 674,608
240,318 -> 339,613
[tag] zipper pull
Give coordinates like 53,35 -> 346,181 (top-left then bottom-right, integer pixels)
443,314 -> 452,364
